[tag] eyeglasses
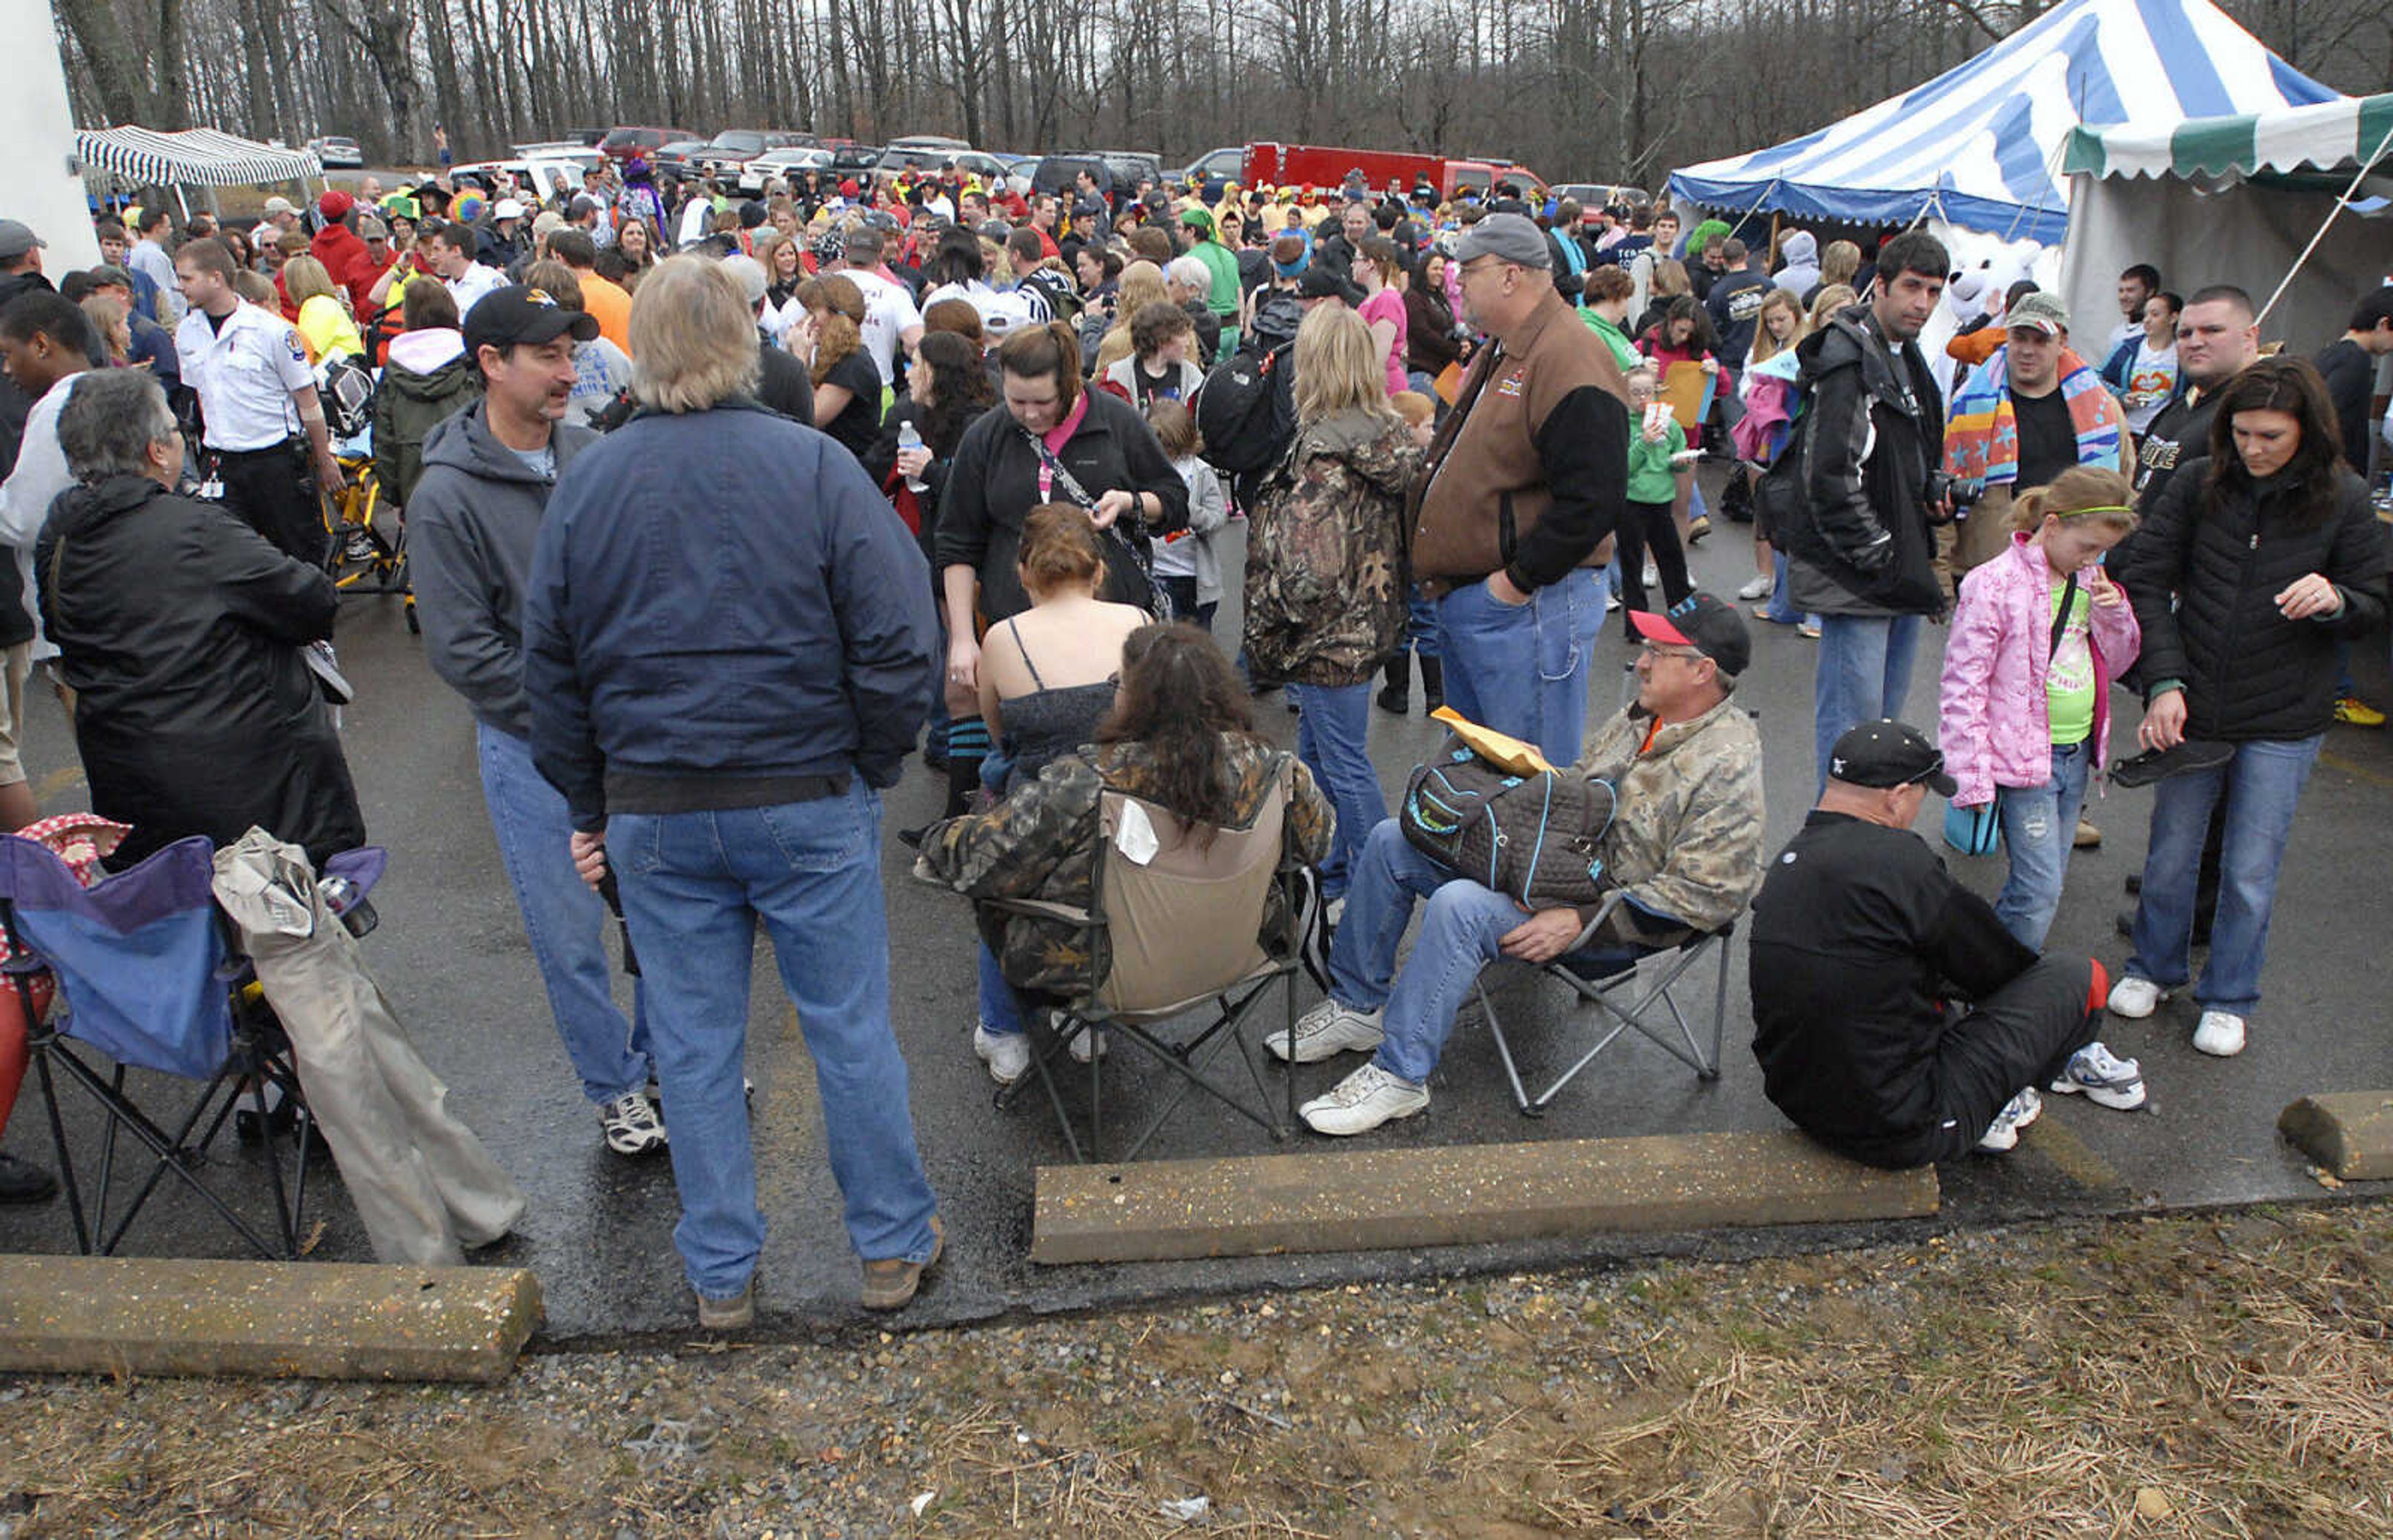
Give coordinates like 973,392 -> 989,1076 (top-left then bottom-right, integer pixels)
1638,642 -> 1705,662
1458,257 -> 1508,283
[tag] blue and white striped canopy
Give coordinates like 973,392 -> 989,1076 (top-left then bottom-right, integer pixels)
74,125 -> 323,189
1667,0 -> 2339,245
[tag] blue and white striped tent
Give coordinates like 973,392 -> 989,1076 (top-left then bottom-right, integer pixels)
74,125 -> 323,189
1666,0 -> 2340,245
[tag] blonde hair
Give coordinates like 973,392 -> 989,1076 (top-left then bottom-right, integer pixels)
1292,303 -> 1396,427
795,273 -> 866,384
1747,288 -> 1807,367
81,293 -> 131,363
2010,465 -> 2138,537
1820,240 -> 1861,290
524,260 -> 583,310
282,255 -> 344,310
1388,390 -> 1433,429
1806,284 -> 1856,332
628,255 -> 762,413
1649,259 -> 1690,300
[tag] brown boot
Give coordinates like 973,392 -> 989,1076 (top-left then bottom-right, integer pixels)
862,1215 -> 945,1311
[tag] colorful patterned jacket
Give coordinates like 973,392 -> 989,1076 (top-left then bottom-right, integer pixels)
915,736 -> 1334,1000
1944,345 -> 2124,490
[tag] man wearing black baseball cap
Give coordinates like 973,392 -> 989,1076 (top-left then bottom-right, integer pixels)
1750,718 -> 2149,1166
405,284 -> 673,1162
1281,590 -> 1767,1136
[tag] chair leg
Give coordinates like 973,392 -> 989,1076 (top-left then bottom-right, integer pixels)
31,1035 -> 92,1254
1701,936 -> 1731,1081
1478,975 -> 1539,1117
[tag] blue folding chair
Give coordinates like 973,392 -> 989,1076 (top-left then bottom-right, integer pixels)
0,834 -> 373,1260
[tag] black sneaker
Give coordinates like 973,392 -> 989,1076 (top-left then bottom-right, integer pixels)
0,1151 -> 57,1204
2111,740 -> 2234,789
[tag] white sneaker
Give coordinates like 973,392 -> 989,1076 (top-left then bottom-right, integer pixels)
1300,1063 -> 1429,1136
1066,1025 -> 1108,1063
1266,999 -> 1385,1063
1641,563 -> 1661,587
1736,574 -> 1774,601
1603,590 -> 1622,612
598,1090 -> 669,1156
2106,976 -> 2164,1019
1976,1087 -> 2043,1153
973,1024 -> 1031,1085
2050,1041 -> 2147,1110
2192,1010 -> 2247,1058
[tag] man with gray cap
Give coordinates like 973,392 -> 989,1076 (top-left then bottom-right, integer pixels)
1410,210 -> 1630,766
1750,719 -> 2147,1166
1940,288 -> 2128,583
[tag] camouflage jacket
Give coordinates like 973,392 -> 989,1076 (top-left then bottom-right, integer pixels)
1567,695 -> 1766,934
1242,409 -> 1422,687
915,736 -> 1335,1001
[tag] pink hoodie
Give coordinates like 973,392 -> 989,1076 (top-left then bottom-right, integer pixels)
1938,531 -> 2141,809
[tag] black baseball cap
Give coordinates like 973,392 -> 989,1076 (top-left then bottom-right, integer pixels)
1297,265 -> 1365,306
1828,720 -> 1957,797
461,285 -> 599,357
1629,591 -> 1752,678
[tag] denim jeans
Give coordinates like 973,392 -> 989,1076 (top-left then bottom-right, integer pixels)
1154,574 -> 1216,633
1813,612 -> 1925,788
475,722 -> 652,1105
977,941 -> 1028,1036
1436,567 -> 1603,767
1992,740 -> 2092,951
1395,585 -> 1440,658
2128,734 -> 2322,1016
608,784 -> 940,1300
1329,818 -> 1527,1085
1761,549 -> 1820,629
1290,680 -> 1385,899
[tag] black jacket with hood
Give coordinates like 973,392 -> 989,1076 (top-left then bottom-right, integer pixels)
406,401 -> 596,740
1779,305 -> 1947,617
37,474 -> 363,868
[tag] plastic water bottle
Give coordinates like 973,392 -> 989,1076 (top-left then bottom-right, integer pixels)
897,419 -> 928,493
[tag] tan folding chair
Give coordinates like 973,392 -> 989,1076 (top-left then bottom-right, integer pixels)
1474,890 -> 1738,1118
985,758 -> 1309,1163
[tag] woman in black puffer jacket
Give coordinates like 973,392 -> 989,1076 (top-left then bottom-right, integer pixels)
2113,357 -> 2386,1058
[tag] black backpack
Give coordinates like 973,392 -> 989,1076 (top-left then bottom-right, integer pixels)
1194,341 -> 1294,481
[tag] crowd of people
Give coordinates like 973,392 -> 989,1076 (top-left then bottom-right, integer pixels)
0,143 -> 2386,1326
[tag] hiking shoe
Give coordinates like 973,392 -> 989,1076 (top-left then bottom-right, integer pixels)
1736,574 -> 1773,601
1299,1063 -> 1429,1136
0,1152 -> 57,1205
2193,1010 -> 2247,1058
2074,819 -> 2101,850
2334,696 -> 2386,728
1977,1088 -> 2043,1153
1066,1024 -> 1108,1063
974,1024 -> 1031,1085
2106,976 -> 2164,1019
1797,622 -> 1822,640
2050,1042 -> 2147,1110
2111,739 -> 2235,789
599,1090 -> 668,1156
862,1215 -> 943,1311
697,1281 -> 753,1330
1266,999 -> 1385,1063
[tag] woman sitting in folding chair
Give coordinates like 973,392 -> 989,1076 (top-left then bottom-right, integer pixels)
915,622 -> 1332,1068
36,369 -> 366,872
1272,592 -> 1769,1136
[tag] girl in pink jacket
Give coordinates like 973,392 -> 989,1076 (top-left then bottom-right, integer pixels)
1938,467 -> 2142,950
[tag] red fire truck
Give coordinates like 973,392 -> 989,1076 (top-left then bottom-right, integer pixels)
1239,143 -> 1544,201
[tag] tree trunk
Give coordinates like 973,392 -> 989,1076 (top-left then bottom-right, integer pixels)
57,0 -> 152,123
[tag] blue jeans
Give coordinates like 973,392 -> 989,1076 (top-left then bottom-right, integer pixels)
1992,741 -> 2092,951
1397,586 -> 1440,658
1760,549 -> 1821,629
1155,574 -> 1215,632
1290,680 -> 1385,899
1329,819 -> 1529,1085
475,722 -> 652,1105
2128,734 -> 2321,1015
1436,567 -> 1602,767
1813,612 -> 1925,788
608,784 -> 939,1299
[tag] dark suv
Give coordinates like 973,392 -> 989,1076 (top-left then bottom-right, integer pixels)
600,126 -> 699,161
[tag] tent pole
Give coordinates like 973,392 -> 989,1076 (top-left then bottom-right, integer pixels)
2257,118 -> 2393,330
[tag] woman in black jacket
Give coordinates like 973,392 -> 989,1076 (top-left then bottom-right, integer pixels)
2113,357 -> 2386,1057
37,370 -> 364,870
933,321 -> 1188,806
1402,247 -> 1464,393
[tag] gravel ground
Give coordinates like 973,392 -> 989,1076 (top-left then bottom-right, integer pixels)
6,1200 -> 2391,1538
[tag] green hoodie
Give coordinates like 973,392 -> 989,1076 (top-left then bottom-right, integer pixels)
1579,308 -> 1640,374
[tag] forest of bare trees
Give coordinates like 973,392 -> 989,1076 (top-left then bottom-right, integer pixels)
50,0 -> 2393,188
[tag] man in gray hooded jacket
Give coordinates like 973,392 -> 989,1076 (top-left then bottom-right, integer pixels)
406,285 -> 666,1159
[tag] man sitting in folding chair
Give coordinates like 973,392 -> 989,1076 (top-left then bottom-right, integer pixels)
1276,591 -> 1767,1135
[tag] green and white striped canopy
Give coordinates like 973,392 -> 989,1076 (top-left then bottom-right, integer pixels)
2065,92 -> 2393,182
74,125 -> 323,188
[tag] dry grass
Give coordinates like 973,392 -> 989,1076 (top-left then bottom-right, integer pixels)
4,1204 -> 2392,1538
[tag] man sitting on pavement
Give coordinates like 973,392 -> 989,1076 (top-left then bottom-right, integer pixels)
1273,592 -> 1767,1136
1749,720 -> 2147,1165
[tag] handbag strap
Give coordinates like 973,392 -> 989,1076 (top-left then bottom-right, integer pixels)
1021,425 -> 1100,511
2048,571 -> 2080,663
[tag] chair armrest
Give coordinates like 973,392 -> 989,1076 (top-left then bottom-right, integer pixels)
1565,890 -> 1628,954
982,896 -> 1097,926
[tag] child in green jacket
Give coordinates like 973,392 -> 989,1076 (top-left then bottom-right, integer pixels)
1619,364 -> 1694,639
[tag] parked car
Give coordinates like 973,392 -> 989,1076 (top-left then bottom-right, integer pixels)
697,128 -> 815,182
740,146 -> 832,194
827,144 -> 886,177
1173,146 -> 1244,199
448,159 -> 586,206
1552,181 -> 1655,211
652,140 -> 710,181
1032,152 -> 1165,205
600,125 -> 700,161
310,136 -> 363,169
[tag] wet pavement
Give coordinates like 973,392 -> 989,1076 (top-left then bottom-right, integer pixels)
4,497 -> 2390,1342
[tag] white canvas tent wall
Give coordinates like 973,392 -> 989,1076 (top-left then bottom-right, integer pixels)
72,125 -> 324,218
4,0 -> 103,272
2062,93 -> 2393,358
1665,0 -> 2338,246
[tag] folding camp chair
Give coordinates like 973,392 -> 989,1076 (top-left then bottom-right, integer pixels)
0,835 -> 383,1259
986,760 -> 1311,1164
1474,890 -> 1738,1118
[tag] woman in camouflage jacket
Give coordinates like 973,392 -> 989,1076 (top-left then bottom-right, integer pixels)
917,624 -> 1333,1001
